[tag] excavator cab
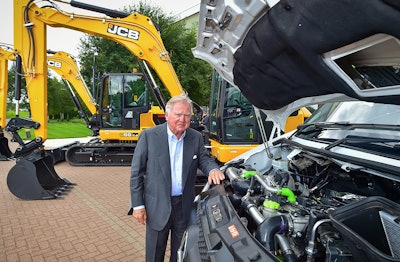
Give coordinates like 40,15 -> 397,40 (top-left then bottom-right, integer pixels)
65,72 -> 166,166
207,70 -> 311,163
207,71 -> 268,163
99,73 -> 161,130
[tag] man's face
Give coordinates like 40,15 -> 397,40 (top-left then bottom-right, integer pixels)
165,101 -> 191,137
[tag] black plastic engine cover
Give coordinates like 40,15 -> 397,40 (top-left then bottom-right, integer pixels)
183,185 -> 280,262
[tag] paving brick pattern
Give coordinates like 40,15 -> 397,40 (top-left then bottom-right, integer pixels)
0,138 -> 171,261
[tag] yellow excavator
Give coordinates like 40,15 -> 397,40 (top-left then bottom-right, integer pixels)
44,50 -> 168,165
5,0 -> 194,200
0,46 -> 15,160
1,47 -> 163,199
204,69 -> 312,163
1,46 -> 81,200
0,48 -> 97,161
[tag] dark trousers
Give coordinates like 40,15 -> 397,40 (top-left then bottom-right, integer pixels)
146,196 -> 186,262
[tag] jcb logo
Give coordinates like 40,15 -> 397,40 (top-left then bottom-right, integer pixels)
47,60 -> 62,68
107,24 -> 140,40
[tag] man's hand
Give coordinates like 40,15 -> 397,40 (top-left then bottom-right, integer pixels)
208,169 -> 225,185
133,208 -> 147,225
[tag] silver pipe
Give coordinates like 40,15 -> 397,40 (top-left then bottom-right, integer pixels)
253,173 -> 279,194
142,60 -> 158,88
276,234 -> 291,252
275,234 -> 296,258
305,219 -> 331,262
247,203 -> 265,225
225,167 -> 241,182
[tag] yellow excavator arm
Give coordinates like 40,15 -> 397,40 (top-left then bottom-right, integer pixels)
0,47 -> 16,129
1,47 -> 97,126
46,51 -> 97,115
14,0 -> 185,141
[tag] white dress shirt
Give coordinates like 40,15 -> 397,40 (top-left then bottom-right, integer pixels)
167,127 -> 186,196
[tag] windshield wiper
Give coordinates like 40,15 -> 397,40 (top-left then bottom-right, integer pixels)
296,122 -> 400,136
296,122 -> 348,136
325,135 -> 400,150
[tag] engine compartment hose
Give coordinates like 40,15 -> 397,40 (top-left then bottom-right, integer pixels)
256,215 -> 289,251
241,197 -> 265,225
244,170 -> 297,203
246,171 -> 278,193
280,187 -> 296,203
226,167 -> 241,181
305,218 -> 331,262
275,234 -> 297,262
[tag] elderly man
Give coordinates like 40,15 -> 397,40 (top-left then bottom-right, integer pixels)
130,94 -> 225,262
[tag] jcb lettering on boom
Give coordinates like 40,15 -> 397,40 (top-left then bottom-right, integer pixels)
107,24 -> 140,40
47,60 -> 62,68
11,0 -> 186,173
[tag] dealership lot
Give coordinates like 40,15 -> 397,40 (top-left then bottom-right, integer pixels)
0,138 -> 159,261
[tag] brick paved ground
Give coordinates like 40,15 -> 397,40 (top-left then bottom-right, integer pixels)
0,136 -> 171,262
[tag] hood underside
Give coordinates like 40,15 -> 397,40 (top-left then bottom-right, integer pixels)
193,0 -> 400,126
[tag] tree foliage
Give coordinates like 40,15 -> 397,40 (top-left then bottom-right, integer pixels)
77,1 -> 212,106
7,64 -> 79,120
6,64 -> 29,111
47,77 -> 79,120
7,2 -> 212,123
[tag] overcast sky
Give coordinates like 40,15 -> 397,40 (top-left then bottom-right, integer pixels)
0,0 -> 200,57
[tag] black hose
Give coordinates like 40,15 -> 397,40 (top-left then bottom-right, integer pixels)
275,234 -> 298,262
70,0 -> 129,18
255,215 -> 289,251
14,55 -> 22,101
283,252 -> 298,262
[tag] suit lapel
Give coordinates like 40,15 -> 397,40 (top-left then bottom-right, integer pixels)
182,130 -> 195,189
156,124 -> 172,191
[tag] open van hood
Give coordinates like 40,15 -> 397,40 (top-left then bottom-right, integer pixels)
193,0 -> 400,128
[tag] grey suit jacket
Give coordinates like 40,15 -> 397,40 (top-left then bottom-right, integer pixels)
130,122 -> 219,231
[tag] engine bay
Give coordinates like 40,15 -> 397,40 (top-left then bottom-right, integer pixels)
189,142 -> 400,262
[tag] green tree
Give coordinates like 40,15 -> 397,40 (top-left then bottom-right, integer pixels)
77,1 -> 212,106
48,76 -> 79,120
170,27 -> 213,106
7,64 -> 29,112
7,59 -> 82,121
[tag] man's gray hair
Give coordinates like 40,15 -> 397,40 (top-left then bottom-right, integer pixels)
165,94 -> 193,114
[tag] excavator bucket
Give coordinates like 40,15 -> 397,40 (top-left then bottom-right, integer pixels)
7,154 -> 75,200
0,133 -> 12,160
5,118 -> 76,200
